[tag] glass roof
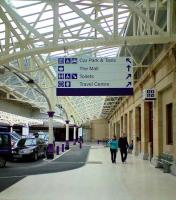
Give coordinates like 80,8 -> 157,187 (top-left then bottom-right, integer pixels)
0,0 -> 131,122
1,0 -> 168,122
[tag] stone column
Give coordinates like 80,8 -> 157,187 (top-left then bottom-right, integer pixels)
171,48 -> 176,175
133,107 -> 140,156
47,111 -> 55,159
110,122 -> 113,138
140,102 -> 149,160
108,121 -> 111,139
123,114 -> 126,133
127,112 -> 130,144
65,120 -> 70,149
151,92 -> 163,166
120,116 -> 123,135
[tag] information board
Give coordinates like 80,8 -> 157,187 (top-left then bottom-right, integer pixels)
56,57 -> 133,96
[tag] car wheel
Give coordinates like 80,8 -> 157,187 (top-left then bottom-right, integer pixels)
0,157 -> 6,168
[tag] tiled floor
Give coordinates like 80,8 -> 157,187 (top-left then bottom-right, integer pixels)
0,144 -> 176,200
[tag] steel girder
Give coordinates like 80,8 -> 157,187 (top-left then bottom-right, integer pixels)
0,0 -> 175,121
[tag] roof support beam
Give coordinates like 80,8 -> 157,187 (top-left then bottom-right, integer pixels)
60,0 -> 111,38
1,0 -> 50,45
121,0 -> 165,35
0,35 -> 176,65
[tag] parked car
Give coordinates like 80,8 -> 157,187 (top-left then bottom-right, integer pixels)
12,137 -> 47,161
0,132 -> 12,167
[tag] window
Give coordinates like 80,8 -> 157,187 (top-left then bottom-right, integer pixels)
166,103 -> 173,145
0,135 -> 10,147
0,136 -> 2,146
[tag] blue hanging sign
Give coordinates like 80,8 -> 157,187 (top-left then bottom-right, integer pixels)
56,57 -> 133,96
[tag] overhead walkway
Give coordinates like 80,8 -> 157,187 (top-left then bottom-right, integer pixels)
0,144 -> 176,200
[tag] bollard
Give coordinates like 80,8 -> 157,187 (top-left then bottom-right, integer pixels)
79,141 -> 82,149
62,143 -> 65,152
47,144 -> 54,159
65,140 -> 69,150
73,139 -> 76,145
56,145 -> 59,155
97,140 -> 99,144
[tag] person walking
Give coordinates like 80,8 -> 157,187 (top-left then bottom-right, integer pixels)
118,133 -> 129,163
109,135 -> 118,163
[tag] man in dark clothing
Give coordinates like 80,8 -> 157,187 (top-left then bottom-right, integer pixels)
118,133 -> 129,163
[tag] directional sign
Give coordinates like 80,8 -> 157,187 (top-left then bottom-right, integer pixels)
65,81 -> 71,87
142,89 -> 156,101
56,57 -> 133,96
58,58 -> 64,64
72,74 -> 78,79
65,73 -> 71,79
58,73 -> 64,79
58,66 -> 64,71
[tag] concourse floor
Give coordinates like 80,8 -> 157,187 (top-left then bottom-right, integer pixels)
1,144 -> 176,200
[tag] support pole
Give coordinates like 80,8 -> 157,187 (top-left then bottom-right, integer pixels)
65,120 -> 70,149
47,111 -> 55,159
73,124 -> 77,145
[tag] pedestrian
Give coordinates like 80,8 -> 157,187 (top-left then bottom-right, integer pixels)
109,135 -> 118,163
118,133 -> 129,163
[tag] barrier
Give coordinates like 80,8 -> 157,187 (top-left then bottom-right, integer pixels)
56,146 -> 59,155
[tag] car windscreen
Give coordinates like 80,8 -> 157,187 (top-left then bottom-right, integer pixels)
17,138 -> 37,147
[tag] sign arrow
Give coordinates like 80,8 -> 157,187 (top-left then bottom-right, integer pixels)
126,73 -> 131,79
127,65 -> 131,72
126,82 -> 132,87
126,58 -> 132,63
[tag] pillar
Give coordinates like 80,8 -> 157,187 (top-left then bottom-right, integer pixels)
153,92 -> 163,157
133,107 -> 140,156
151,91 -> 163,167
127,112 -> 130,143
171,48 -> 176,175
73,124 -> 77,145
65,120 -> 70,150
10,126 -> 13,133
108,121 -> 111,139
140,102 -> 149,160
120,116 -> 123,135
47,111 -> 55,159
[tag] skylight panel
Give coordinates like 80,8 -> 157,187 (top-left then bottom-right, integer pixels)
0,24 -> 5,32
14,4 -> 43,16
36,19 -> 53,29
59,5 -> 73,14
101,8 -> 113,16
39,10 -> 53,21
11,0 -> 39,7
63,12 -> 80,20
80,7 -> 94,15
65,18 -> 85,26
23,14 -> 40,23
